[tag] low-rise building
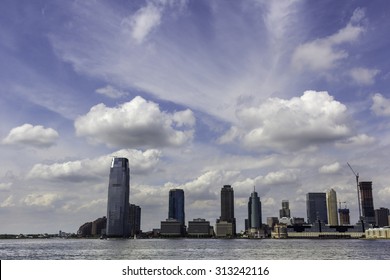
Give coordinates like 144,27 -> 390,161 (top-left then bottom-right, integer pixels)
365,227 -> 390,239
160,219 -> 186,237
188,218 -> 212,237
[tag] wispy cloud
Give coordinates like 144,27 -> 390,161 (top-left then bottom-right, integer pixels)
292,8 -> 366,73
95,85 -> 128,99
349,67 -> 380,85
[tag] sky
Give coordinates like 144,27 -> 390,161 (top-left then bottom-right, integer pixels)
1,0 -> 390,234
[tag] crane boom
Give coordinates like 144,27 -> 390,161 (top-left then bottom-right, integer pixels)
347,162 -> 363,228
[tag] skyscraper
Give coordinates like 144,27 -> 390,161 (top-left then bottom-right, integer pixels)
168,189 -> 185,225
306,192 -> 328,224
326,188 -> 338,226
106,157 -> 130,237
248,188 -> 262,232
216,185 -> 236,236
129,204 -> 141,237
359,181 -> 375,224
375,207 -> 389,227
279,200 -> 291,218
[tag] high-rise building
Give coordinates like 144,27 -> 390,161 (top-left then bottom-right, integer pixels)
248,188 -> 262,232
168,189 -> 185,225
359,181 -> 375,224
106,157 -> 130,237
129,204 -> 141,236
216,185 -> 236,236
375,207 -> 389,227
326,189 -> 339,225
279,200 -> 291,218
306,192 -> 328,224
339,208 -> 350,225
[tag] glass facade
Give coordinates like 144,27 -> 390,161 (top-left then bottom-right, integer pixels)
248,190 -> 262,230
306,192 -> 328,224
168,189 -> 185,225
106,157 -> 130,237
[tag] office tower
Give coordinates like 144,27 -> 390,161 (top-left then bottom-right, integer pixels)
248,188 -> 262,231
359,181 -> 375,224
279,200 -> 291,218
106,157 -> 130,237
216,185 -> 236,236
168,189 -> 185,225
326,189 -> 339,225
375,207 -> 389,227
129,204 -> 141,236
306,192 -> 328,224
338,208 -> 350,225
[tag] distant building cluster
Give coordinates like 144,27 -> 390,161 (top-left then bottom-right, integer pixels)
77,157 -> 390,239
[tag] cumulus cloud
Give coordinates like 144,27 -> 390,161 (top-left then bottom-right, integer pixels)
220,91 -> 351,151
371,93 -> 390,116
262,169 -> 298,185
22,193 -> 62,208
349,67 -> 380,85
2,123 -> 59,148
27,148 -> 162,181
292,8 -> 365,72
74,96 -> 195,148
95,85 -> 128,99
319,162 -> 341,174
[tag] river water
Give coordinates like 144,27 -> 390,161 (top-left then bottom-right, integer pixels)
1,238 -> 389,260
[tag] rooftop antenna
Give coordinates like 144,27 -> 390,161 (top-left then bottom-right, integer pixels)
347,162 -> 364,231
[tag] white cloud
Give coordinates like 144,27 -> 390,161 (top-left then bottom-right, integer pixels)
371,93 -> 390,117
292,8 -> 365,72
0,195 -> 15,208
172,109 -> 196,127
74,96 -> 195,148
2,124 -> 59,148
220,91 -> 351,151
349,67 -> 380,85
22,193 -> 62,208
319,162 -> 341,174
124,2 -> 163,44
0,182 -> 12,191
262,169 -> 298,185
27,148 -> 162,181
335,134 -> 375,148
95,85 -> 128,99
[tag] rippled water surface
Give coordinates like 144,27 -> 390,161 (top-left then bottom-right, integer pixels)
1,238 -> 389,260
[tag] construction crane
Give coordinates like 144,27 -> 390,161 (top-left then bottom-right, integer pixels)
347,162 -> 364,231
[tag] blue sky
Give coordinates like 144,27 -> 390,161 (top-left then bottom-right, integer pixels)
1,0 -> 390,234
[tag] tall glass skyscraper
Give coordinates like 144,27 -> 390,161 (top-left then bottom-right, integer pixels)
106,157 -> 130,237
306,192 -> 328,224
168,189 -> 185,225
359,181 -> 375,224
248,188 -> 262,231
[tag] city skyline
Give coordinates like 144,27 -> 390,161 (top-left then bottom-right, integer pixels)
1,1 -> 390,234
